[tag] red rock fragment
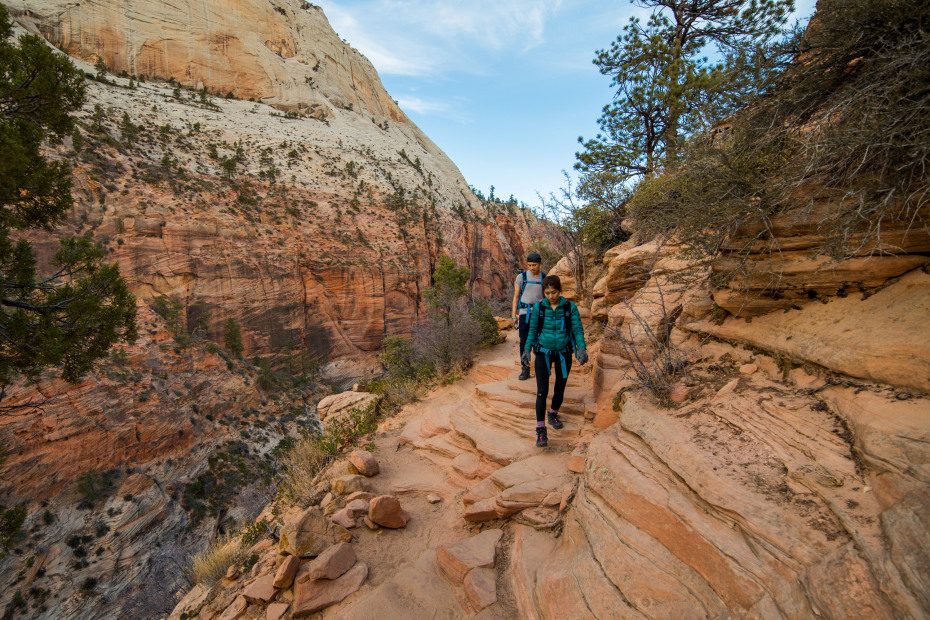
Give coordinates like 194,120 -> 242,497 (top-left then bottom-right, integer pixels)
218,595 -> 248,620
273,555 -> 300,589
369,495 -> 408,528
292,562 -> 368,617
331,507 -> 356,529
348,450 -> 380,476
242,574 -> 278,603
266,602 -> 289,620
308,541 -> 357,580
465,567 -> 498,611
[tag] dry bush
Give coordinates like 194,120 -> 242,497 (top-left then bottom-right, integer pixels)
278,434 -> 333,505
411,304 -> 481,373
186,532 -> 246,586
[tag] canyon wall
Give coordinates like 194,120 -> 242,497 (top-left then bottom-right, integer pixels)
0,3 -> 544,618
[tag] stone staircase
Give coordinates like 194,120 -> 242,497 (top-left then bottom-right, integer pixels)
401,356 -> 594,468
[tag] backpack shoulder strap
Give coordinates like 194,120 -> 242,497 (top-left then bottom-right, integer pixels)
534,302 -> 546,344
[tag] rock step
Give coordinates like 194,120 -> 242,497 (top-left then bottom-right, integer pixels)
473,383 -> 586,417
448,412 -> 576,463
421,433 -> 465,460
420,404 -> 454,437
469,397 -> 585,439
448,411 -> 537,464
503,378 -> 587,402
473,362 -> 514,383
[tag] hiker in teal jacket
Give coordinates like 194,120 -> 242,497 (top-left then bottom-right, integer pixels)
521,275 -> 588,447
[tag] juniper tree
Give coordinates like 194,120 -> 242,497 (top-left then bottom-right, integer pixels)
0,6 -> 136,411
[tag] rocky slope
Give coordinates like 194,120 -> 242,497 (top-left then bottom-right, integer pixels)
0,2 -> 546,618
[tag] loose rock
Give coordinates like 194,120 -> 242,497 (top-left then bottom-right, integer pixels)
369,495 -> 408,528
279,507 -> 352,557
266,602 -> 290,620
218,595 -> 248,620
348,450 -> 380,476
347,499 -> 369,514
332,475 -> 370,496
331,507 -> 356,529
273,555 -> 300,589
292,562 -> 368,617
242,574 -> 278,603
308,542 -> 357,580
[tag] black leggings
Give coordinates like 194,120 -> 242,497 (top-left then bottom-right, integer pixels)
534,350 -> 572,422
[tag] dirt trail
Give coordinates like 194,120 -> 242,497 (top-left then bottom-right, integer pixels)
320,329 -> 593,619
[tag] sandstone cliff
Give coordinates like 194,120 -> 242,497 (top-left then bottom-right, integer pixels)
0,3 -> 545,618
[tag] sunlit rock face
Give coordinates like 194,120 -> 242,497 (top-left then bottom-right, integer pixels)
10,0 -> 404,117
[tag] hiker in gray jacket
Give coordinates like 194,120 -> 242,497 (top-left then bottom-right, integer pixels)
510,252 -> 545,380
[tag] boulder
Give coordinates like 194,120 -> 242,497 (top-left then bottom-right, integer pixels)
279,506 -> 352,557
369,495 -> 408,528
292,562 -> 368,617
332,474 -> 370,496
348,450 -> 380,476
436,529 -> 503,583
308,542 -> 357,581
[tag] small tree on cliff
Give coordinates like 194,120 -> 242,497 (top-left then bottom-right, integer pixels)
223,318 -> 244,357
0,6 -> 137,412
576,0 -> 793,181
423,255 -> 470,327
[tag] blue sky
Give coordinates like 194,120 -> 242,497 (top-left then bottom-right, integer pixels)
316,0 -> 817,206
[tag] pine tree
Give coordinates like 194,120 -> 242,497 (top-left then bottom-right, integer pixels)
576,0 -> 792,181
0,6 -> 136,410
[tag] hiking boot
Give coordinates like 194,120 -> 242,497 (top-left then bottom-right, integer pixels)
535,427 -> 548,447
518,366 -> 530,381
547,410 -> 564,430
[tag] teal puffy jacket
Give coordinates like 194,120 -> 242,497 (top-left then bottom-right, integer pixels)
524,297 -> 586,353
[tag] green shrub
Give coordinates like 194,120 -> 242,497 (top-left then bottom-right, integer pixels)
0,505 -> 26,553
468,298 -> 500,348
223,318 -> 244,357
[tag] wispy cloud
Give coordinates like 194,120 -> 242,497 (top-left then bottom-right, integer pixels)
395,95 -> 473,123
317,0 -> 566,77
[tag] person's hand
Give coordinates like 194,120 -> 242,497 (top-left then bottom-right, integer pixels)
511,315 -> 518,328
520,349 -> 531,366
575,349 -> 588,365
